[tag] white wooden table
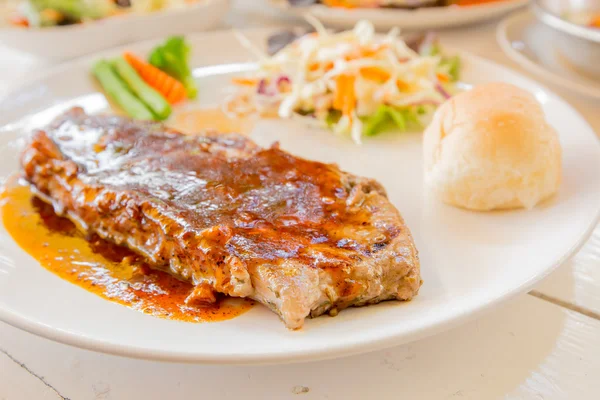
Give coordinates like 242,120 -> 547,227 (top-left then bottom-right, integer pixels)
1,1 -> 599,398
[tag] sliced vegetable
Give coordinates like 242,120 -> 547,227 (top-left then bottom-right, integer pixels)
435,82 -> 451,100
92,60 -> 154,121
362,105 -> 390,136
333,74 -> 356,117
325,109 -> 342,128
396,79 -> 410,92
149,36 -> 198,99
362,105 -> 422,136
440,55 -> 461,81
386,107 -> 406,132
436,72 -> 450,83
123,52 -> 186,104
419,40 -> 440,57
112,57 -> 171,120
309,61 -> 334,72
360,66 -> 390,82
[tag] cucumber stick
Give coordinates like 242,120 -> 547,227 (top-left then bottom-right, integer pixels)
112,57 -> 171,121
92,60 -> 154,121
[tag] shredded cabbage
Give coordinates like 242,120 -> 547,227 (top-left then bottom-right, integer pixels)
230,18 -> 460,143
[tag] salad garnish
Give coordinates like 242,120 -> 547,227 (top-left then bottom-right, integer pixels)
92,35 -> 197,121
227,18 -> 460,144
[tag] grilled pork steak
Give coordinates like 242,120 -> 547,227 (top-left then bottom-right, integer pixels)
21,108 -> 421,329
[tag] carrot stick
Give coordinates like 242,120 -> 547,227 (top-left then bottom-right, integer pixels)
333,74 -> 356,118
360,67 -> 390,82
123,52 -> 186,105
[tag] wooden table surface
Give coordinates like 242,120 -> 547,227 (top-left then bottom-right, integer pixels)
1,1 -> 600,399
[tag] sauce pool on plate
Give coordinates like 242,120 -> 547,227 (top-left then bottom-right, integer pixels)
169,108 -> 255,135
0,184 -> 255,323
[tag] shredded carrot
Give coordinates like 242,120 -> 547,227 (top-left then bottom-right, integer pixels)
345,44 -> 388,61
333,74 -> 356,117
123,52 -> 187,105
361,44 -> 388,57
591,16 -> 600,28
232,77 -> 259,86
436,73 -> 450,83
396,79 -> 410,92
309,61 -> 334,72
360,67 -> 390,82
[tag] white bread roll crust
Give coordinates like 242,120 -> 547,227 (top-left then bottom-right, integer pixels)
423,82 -> 562,211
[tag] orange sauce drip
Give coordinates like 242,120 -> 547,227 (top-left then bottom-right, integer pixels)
170,108 -> 254,135
0,184 -> 254,323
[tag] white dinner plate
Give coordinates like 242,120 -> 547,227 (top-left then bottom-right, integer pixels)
497,10 -> 600,99
268,0 -> 528,30
0,29 -> 599,365
0,0 -> 230,61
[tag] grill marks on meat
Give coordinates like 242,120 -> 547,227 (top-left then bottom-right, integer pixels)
21,108 -> 421,329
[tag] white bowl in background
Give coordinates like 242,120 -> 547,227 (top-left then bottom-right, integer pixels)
532,0 -> 600,80
0,0 -> 230,61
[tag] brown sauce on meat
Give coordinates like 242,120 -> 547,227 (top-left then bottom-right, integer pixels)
0,184 -> 255,323
18,108 -> 404,308
35,109 -> 392,274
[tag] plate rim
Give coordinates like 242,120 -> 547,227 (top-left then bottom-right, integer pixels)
0,27 -> 599,365
270,0 -> 528,14
497,10 -> 600,100
268,0 -> 529,29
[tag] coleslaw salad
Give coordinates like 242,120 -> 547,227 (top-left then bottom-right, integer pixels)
227,18 -> 460,144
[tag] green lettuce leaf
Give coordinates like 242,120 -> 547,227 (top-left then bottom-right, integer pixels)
149,36 -> 198,99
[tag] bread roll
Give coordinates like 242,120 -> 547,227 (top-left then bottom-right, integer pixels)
423,82 -> 562,211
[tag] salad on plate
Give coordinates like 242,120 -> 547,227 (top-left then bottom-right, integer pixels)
228,19 -> 460,144
7,0 -> 205,28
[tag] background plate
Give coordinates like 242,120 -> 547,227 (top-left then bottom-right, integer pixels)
268,0 -> 528,30
0,0 -> 230,61
0,29 -> 599,364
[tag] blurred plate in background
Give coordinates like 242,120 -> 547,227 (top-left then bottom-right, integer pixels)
269,0 -> 528,30
0,0 -> 230,61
